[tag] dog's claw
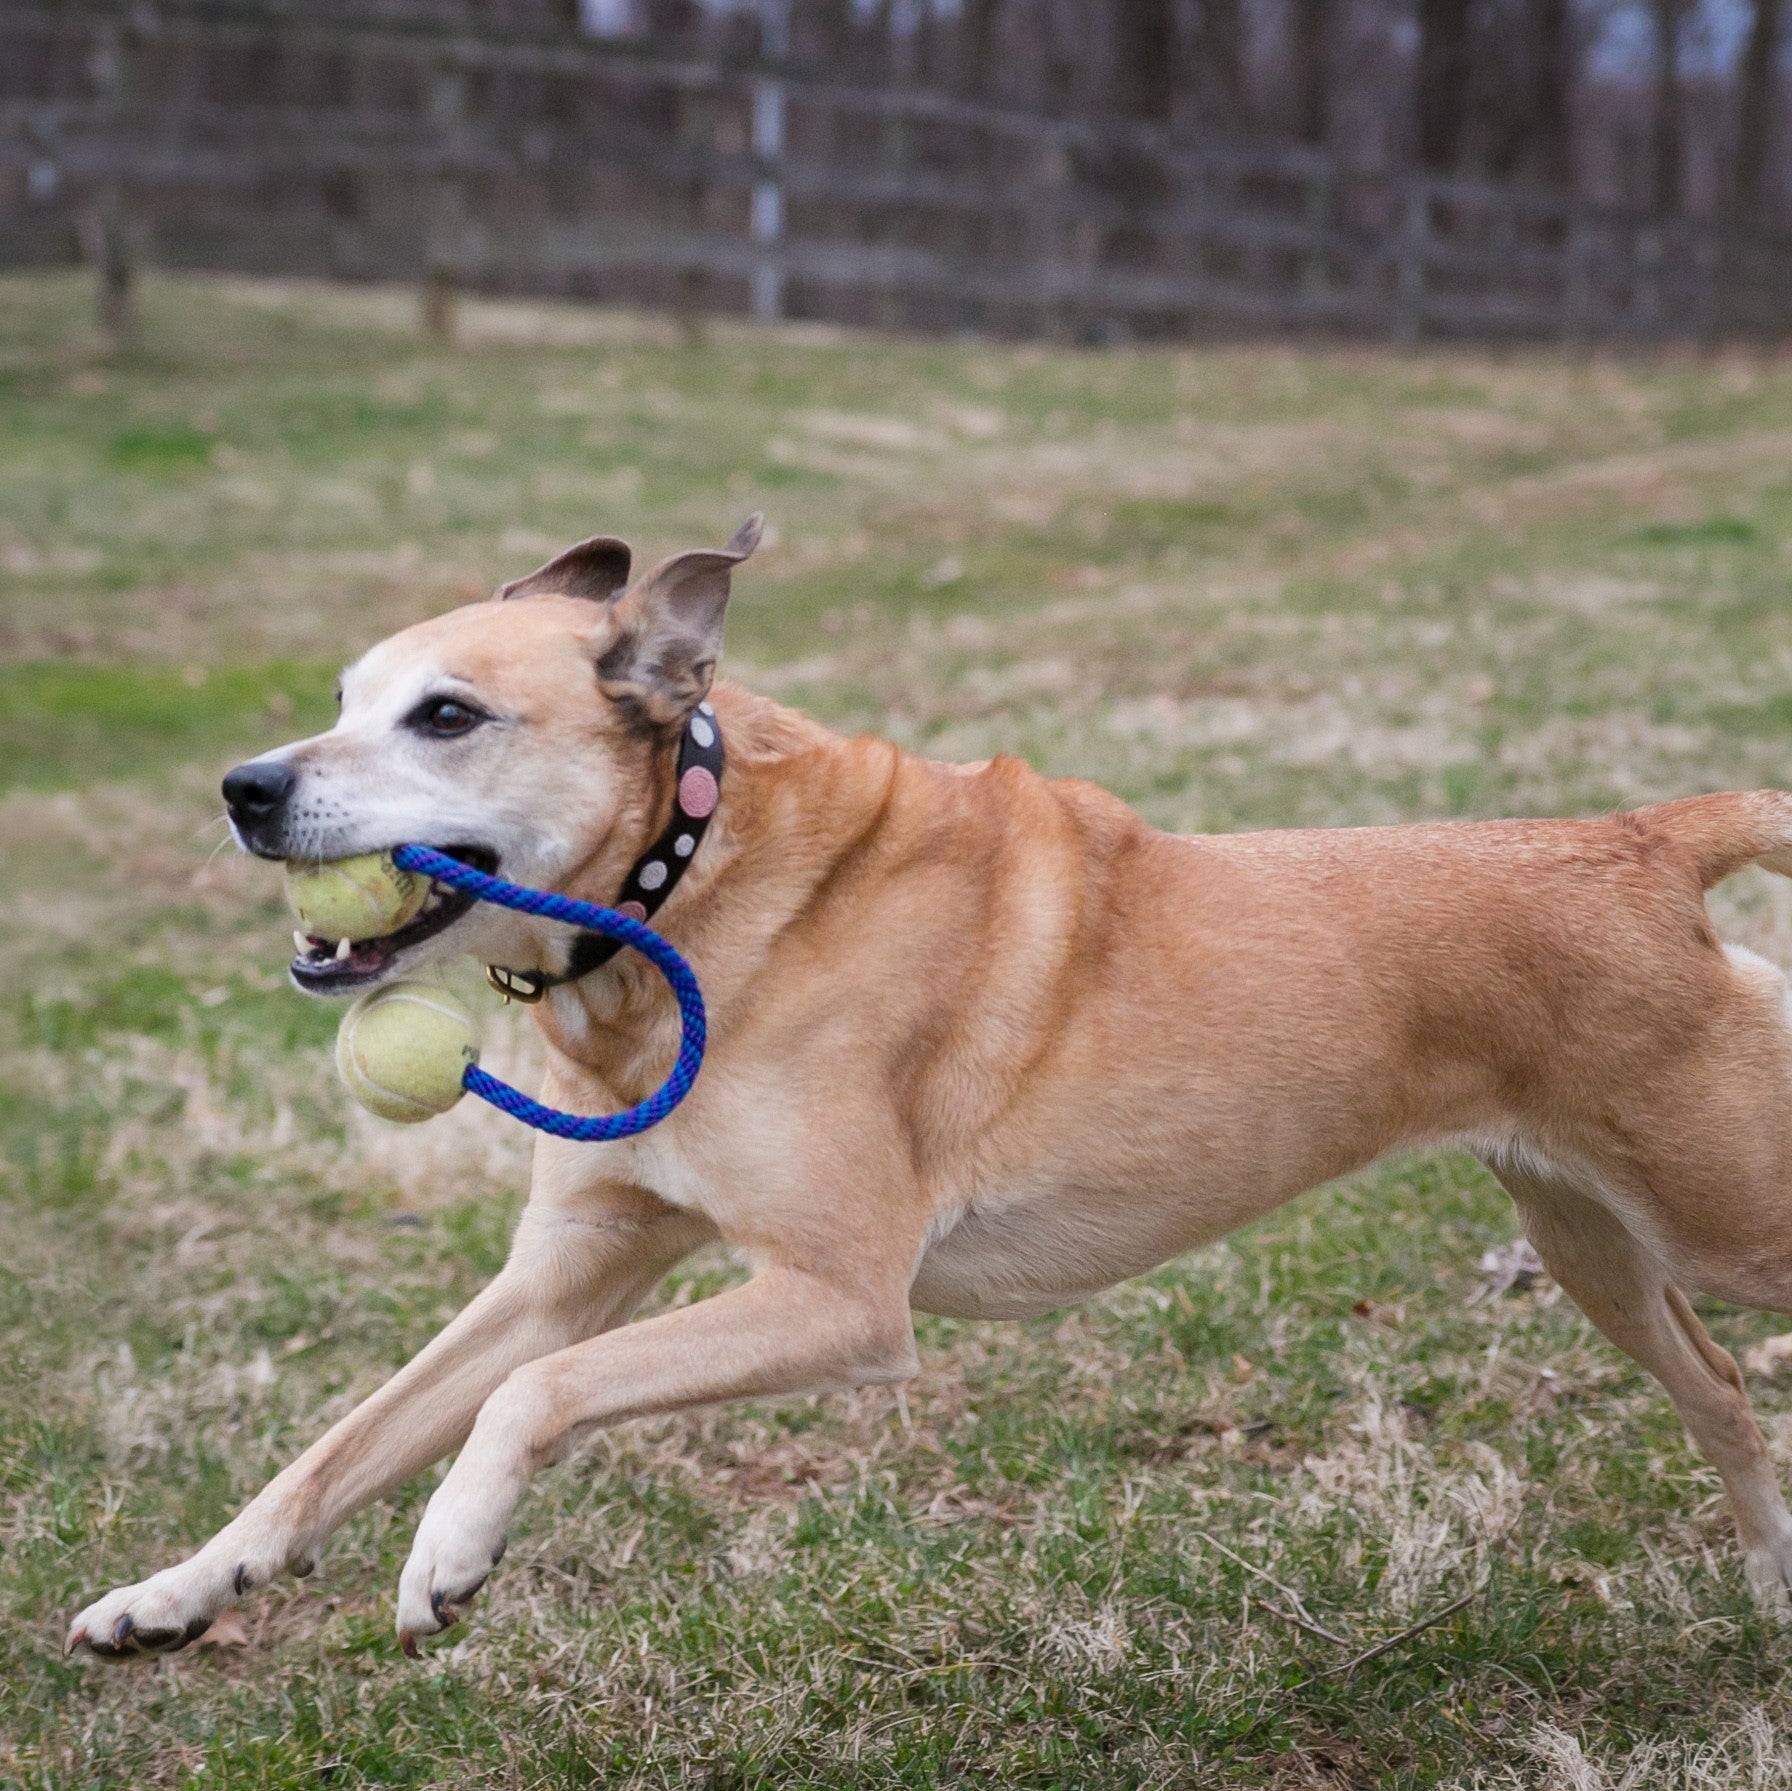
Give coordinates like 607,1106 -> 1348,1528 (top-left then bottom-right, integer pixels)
428,1575 -> 484,1630
399,1629 -> 421,1660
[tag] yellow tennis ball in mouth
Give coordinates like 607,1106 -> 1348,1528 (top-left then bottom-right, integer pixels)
286,851 -> 428,941
334,980 -> 480,1123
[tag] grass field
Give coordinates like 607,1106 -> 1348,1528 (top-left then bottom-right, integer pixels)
10,272 -> 1792,1788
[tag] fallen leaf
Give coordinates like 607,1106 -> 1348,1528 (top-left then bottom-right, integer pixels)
1351,1299 -> 1405,1328
194,1608 -> 250,1649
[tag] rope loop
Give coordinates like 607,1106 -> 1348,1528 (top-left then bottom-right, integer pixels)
392,844 -> 706,1141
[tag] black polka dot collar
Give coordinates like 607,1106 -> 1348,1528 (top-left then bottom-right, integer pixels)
485,701 -> 724,1004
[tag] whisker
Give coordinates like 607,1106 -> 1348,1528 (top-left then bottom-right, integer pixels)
198,813 -> 239,865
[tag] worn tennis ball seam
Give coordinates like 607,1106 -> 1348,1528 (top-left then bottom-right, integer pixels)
335,980 -> 480,1125
285,852 -> 429,942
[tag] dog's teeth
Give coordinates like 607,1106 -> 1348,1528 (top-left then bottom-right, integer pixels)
294,931 -> 310,954
335,937 -> 353,961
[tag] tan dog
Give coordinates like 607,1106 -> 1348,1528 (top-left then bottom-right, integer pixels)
67,517 -> 1792,1660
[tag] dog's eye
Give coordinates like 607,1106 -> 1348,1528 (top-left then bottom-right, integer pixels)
409,697 -> 484,738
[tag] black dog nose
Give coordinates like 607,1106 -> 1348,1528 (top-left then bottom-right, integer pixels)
222,759 -> 296,822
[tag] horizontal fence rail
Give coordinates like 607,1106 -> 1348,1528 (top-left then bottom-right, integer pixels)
6,0 -> 1792,343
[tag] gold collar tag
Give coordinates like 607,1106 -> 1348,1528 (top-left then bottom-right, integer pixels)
485,964 -> 549,1005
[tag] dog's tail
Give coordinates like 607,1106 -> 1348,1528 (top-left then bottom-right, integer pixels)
1629,791 -> 1792,889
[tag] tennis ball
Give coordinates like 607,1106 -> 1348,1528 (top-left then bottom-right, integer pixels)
334,980 -> 479,1123
286,851 -> 428,941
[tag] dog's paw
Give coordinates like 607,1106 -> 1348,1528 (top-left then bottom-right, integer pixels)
65,1538 -> 311,1662
395,1502 -> 508,1657
65,1559 -> 237,1662
1743,1535 -> 1792,1619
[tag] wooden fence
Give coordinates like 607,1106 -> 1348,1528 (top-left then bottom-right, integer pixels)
6,0 -> 1792,343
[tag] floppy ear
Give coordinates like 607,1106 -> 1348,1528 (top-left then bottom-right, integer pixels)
494,535 -> 632,603
596,514 -> 763,725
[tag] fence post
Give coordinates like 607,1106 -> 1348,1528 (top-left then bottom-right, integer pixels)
1562,206 -> 1594,346
1694,222 -> 1722,348
1034,130 -> 1074,342
748,0 -> 788,325
422,62 -> 467,343
1300,162 -> 1332,330
749,78 -> 786,324
1632,224 -> 1662,339
672,85 -> 714,345
1393,182 -> 1430,344
873,105 -> 911,332
86,18 -> 135,350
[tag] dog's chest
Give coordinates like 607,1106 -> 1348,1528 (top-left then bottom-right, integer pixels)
604,1126 -> 716,1215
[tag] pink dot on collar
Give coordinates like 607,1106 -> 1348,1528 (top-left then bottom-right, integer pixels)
615,900 -> 647,922
679,766 -> 719,818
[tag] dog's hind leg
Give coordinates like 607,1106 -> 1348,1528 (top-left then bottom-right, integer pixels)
1488,1161 -> 1792,1613
66,1178 -> 707,1660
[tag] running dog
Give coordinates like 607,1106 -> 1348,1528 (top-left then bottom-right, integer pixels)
67,515 -> 1792,1658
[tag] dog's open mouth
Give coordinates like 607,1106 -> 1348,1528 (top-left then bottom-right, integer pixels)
290,847 -> 497,995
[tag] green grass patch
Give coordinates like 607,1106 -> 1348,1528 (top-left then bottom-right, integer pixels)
0,659 -> 336,792
106,426 -> 216,474
1632,514 -> 1761,546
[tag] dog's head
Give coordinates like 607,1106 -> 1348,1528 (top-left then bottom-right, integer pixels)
224,516 -> 761,995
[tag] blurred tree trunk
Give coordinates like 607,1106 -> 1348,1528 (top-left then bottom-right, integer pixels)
1113,0 -> 1178,123
792,0 -> 854,67
640,0 -> 697,41
1290,0 -> 1329,145
959,0 -> 1003,95
1195,0 -> 1248,130
1416,0 -> 1473,169
1529,0 -> 1574,188
1734,0 -> 1784,218
1650,0 -> 1685,213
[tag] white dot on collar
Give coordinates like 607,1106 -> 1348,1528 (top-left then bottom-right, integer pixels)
638,860 -> 668,891
674,833 -> 695,857
689,715 -> 715,749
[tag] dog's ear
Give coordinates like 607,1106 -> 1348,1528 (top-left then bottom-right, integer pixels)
494,535 -> 632,603
596,514 -> 762,725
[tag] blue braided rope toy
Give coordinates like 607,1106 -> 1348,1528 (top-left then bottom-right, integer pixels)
391,844 -> 706,1142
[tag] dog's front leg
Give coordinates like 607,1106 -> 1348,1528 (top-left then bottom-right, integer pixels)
66,1182 -> 705,1661
394,1261 -> 918,1651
